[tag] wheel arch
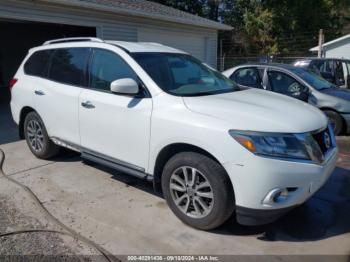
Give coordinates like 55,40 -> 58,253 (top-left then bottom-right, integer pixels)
18,106 -> 36,139
320,107 -> 346,133
152,143 -> 234,196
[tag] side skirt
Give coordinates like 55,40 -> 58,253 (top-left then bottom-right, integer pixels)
51,137 -> 154,182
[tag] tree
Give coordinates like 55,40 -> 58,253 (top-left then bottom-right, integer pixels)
149,0 -> 350,56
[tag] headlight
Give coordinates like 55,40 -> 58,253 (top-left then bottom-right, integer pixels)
229,130 -> 310,160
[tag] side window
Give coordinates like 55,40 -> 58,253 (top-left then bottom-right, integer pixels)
231,67 -> 262,88
268,71 -> 305,95
24,50 -> 53,77
48,48 -> 89,86
334,60 -> 345,86
89,49 -> 138,91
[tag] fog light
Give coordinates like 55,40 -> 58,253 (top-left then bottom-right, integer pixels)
273,188 -> 289,203
263,187 -> 297,205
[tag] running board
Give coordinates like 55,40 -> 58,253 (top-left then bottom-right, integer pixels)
81,151 -> 152,181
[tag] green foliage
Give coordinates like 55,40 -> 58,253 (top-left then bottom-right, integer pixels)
149,0 -> 350,55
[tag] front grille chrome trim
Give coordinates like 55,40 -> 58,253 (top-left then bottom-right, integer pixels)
296,124 -> 336,165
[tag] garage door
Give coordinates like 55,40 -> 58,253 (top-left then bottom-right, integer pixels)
138,28 -> 206,61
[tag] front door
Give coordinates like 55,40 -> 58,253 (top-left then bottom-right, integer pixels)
267,69 -> 309,102
79,48 -> 152,170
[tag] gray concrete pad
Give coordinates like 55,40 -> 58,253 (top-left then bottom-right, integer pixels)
0,103 -> 350,256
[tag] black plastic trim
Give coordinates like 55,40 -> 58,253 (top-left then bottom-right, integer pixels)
236,205 -> 297,226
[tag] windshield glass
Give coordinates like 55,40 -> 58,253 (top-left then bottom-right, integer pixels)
131,52 -> 238,96
290,67 -> 335,90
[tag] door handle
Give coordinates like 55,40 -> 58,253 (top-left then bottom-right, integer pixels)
81,101 -> 95,109
34,90 -> 45,96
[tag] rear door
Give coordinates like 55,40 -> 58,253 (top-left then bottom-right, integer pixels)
33,47 -> 90,145
78,48 -> 152,170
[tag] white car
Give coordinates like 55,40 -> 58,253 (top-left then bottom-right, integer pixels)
10,37 -> 338,230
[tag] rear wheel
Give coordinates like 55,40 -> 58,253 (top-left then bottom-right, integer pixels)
24,112 -> 60,159
161,152 -> 234,230
323,110 -> 343,135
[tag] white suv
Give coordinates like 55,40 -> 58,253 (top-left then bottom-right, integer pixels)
10,38 -> 338,230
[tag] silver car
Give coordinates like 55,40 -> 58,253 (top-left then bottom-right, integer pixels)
222,63 -> 350,135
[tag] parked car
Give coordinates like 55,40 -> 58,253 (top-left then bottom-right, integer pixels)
293,58 -> 350,89
10,38 -> 337,230
222,64 -> 350,135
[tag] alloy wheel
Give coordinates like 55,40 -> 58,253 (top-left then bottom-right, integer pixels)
169,166 -> 214,219
26,120 -> 44,152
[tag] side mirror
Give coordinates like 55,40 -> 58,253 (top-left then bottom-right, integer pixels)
110,78 -> 139,95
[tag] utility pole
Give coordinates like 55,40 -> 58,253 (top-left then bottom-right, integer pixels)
318,29 -> 324,58
219,39 -> 223,71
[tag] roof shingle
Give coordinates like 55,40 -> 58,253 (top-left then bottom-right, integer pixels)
45,0 -> 232,30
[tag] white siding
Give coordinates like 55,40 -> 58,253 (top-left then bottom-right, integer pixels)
324,38 -> 350,59
0,0 -> 218,66
138,28 -> 206,60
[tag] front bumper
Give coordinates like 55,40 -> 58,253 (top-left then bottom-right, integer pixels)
223,147 -> 338,225
341,113 -> 350,133
236,205 -> 297,226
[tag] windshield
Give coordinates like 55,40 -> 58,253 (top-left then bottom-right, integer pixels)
131,52 -> 238,96
290,67 -> 335,90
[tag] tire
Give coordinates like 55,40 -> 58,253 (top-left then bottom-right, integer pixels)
161,152 -> 235,230
24,112 -> 60,159
323,110 -> 343,135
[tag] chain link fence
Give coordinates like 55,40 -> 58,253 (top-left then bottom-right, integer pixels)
217,56 -> 314,72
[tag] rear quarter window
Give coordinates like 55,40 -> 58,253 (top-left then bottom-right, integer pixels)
24,50 -> 53,77
48,48 -> 90,86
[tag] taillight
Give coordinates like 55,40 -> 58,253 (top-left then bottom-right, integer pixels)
9,78 -> 17,89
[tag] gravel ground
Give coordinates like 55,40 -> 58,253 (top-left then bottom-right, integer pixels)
0,169 -> 110,261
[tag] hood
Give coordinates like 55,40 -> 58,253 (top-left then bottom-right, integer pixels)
319,88 -> 350,101
183,89 -> 328,133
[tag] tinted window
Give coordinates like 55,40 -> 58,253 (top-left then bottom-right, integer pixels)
132,52 -> 237,96
90,49 -> 137,91
232,68 -> 262,88
48,48 -> 89,86
268,71 -> 305,95
290,67 -> 334,90
24,50 -> 52,77
316,60 -> 333,74
335,60 -> 345,86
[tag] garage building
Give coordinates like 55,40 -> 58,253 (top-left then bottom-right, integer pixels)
310,34 -> 350,59
0,0 -> 231,103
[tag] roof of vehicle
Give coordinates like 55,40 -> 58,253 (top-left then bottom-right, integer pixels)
33,38 -> 187,54
233,63 -> 298,70
106,40 -> 187,53
294,57 -> 350,62
41,0 -> 232,31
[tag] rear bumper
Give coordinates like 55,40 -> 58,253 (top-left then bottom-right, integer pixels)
236,205 -> 297,226
341,113 -> 350,133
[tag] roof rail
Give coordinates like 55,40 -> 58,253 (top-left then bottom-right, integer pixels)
140,42 -> 164,46
43,37 -> 104,45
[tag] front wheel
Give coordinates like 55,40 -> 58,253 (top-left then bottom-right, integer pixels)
323,110 -> 343,135
161,152 -> 235,230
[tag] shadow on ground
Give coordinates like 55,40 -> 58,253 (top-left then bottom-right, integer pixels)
84,157 -> 350,243
213,166 -> 350,242
0,103 -> 20,145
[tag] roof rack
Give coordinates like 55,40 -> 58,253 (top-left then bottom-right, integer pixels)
43,37 -> 104,45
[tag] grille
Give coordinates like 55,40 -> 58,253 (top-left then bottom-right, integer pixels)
312,127 -> 333,154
